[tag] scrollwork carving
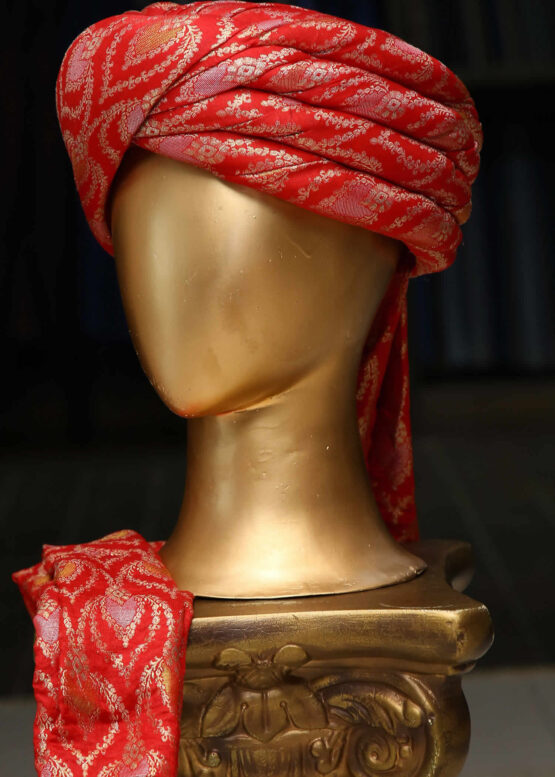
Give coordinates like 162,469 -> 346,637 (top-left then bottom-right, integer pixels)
311,681 -> 426,776
179,645 -> 429,777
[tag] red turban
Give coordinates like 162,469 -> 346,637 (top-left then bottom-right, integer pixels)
56,1 -> 481,544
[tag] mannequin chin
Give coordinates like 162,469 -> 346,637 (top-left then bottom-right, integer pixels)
111,146 -> 426,598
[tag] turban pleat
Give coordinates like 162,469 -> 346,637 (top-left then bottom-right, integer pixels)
140,89 -> 472,209
56,0 -> 482,544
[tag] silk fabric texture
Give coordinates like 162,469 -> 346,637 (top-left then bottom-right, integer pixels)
56,0 -> 482,543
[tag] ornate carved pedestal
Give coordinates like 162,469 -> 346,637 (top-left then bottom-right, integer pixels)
179,540 -> 493,777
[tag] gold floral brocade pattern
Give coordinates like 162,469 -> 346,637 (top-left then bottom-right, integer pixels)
12,530 -> 194,777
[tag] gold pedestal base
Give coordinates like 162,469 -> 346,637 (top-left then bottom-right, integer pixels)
179,540 -> 493,777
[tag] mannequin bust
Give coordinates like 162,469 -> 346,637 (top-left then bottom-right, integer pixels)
110,146 -> 426,598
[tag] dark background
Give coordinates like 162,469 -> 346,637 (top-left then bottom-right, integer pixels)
1,0 -> 554,695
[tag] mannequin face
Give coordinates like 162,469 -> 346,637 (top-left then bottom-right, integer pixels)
110,146 -> 400,417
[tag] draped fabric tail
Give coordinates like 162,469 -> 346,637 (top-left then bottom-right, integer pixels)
358,264 -> 417,541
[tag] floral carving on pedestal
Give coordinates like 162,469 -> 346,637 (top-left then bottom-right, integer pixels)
179,645 -> 429,777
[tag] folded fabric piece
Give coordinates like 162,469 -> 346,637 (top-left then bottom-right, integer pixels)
56,2 -> 482,543
12,530 -> 194,777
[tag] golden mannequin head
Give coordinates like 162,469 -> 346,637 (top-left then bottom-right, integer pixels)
109,145 -> 425,598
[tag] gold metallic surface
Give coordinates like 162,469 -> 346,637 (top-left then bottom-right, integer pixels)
111,147 -> 425,598
179,540 -> 492,777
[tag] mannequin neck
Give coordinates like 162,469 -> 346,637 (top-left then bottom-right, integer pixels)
159,355 -> 424,598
